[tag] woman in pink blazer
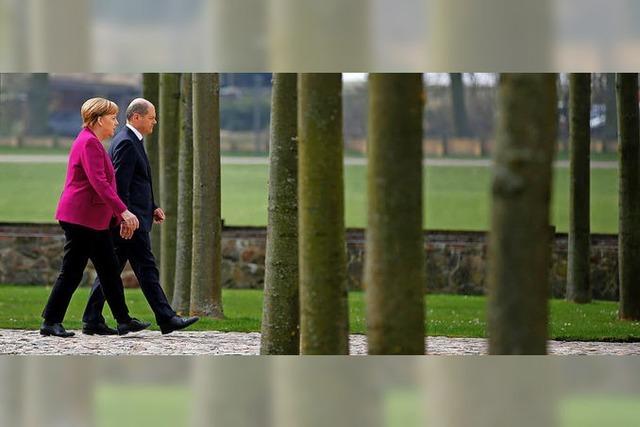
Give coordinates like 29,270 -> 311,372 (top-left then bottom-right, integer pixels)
41,98 -> 150,337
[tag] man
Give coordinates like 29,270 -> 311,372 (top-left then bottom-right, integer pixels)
82,98 -> 199,335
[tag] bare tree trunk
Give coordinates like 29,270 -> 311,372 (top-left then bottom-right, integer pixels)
159,73 -> 182,303
260,73 -> 299,354
143,73 -> 162,263
190,73 -> 224,318
365,73 -> 426,355
487,74 -> 557,355
567,73 -> 591,303
450,73 -> 471,137
26,73 -> 49,136
298,73 -> 349,354
173,73 -> 194,314
604,73 -> 618,146
616,73 -> 640,321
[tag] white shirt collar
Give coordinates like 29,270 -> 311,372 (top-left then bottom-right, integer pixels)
126,123 -> 143,142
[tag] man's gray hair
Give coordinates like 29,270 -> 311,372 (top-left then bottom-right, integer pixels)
126,98 -> 152,120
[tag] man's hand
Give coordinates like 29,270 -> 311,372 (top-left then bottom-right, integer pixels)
153,207 -> 166,224
120,222 -> 134,240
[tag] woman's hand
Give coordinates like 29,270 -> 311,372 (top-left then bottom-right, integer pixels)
121,209 -> 139,231
120,222 -> 134,240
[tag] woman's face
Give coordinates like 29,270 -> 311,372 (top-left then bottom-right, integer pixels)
98,114 -> 119,138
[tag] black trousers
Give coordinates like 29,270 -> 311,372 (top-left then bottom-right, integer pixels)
42,221 -> 132,324
82,227 -> 175,325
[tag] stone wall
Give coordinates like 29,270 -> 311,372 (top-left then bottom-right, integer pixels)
0,223 -> 619,300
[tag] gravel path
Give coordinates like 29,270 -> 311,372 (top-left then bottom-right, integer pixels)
1,329 -> 638,355
0,155 -> 618,169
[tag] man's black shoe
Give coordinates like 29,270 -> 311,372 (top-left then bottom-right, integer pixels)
159,315 -> 200,335
117,318 -> 151,336
82,322 -> 118,336
40,321 -> 75,338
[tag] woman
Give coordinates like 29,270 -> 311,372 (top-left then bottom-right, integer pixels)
41,97 -> 150,337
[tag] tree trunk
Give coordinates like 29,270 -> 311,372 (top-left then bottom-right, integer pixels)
27,73 -> 49,136
260,73 -> 299,355
159,73 -> 181,303
567,73 -> 591,303
143,73 -> 162,263
298,73 -> 349,355
365,73 -> 426,355
190,73 -> 224,318
487,74 -> 557,355
450,73 -> 471,137
173,73 -> 194,315
604,73 -> 618,145
616,73 -> 640,321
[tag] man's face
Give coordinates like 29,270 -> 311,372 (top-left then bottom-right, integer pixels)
134,104 -> 157,136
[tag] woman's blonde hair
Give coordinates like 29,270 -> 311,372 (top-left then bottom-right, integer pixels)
81,97 -> 119,127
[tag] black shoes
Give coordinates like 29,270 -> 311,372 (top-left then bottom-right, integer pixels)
159,315 -> 200,335
40,322 -> 75,338
117,318 -> 151,335
82,322 -> 118,335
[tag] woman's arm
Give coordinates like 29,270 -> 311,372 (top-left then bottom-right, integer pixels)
79,138 -> 128,219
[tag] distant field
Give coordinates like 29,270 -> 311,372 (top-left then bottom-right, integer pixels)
0,162 -> 618,233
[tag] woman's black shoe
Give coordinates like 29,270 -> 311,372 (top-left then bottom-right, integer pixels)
117,318 -> 151,335
40,322 -> 75,338
82,322 -> 118,335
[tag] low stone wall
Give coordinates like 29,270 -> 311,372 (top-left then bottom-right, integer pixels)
0,223 -> 619,300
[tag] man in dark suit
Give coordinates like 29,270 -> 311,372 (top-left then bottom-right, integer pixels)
82,98 -> 199,335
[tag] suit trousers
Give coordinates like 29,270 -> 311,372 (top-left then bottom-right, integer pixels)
42,221 -> 132,324
82,227 -> 175,325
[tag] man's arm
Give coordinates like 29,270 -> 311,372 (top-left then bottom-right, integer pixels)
111,139 -> 136,206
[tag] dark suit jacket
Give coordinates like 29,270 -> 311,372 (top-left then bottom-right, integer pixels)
108,126 -> 157,232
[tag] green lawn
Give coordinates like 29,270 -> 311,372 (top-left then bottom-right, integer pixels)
0,162 -> 619,233
2,286 -> 638,341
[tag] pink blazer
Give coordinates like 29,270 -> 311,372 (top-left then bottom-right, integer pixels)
55,127 -> 127,230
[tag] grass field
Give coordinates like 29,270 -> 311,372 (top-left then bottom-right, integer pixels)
0,162 -> 619,232
2,286 -> 639,341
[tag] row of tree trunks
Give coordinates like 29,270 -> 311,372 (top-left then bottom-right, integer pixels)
154,71 -> 640,355
261,73 -> 428,355
152,73 -> 223,319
